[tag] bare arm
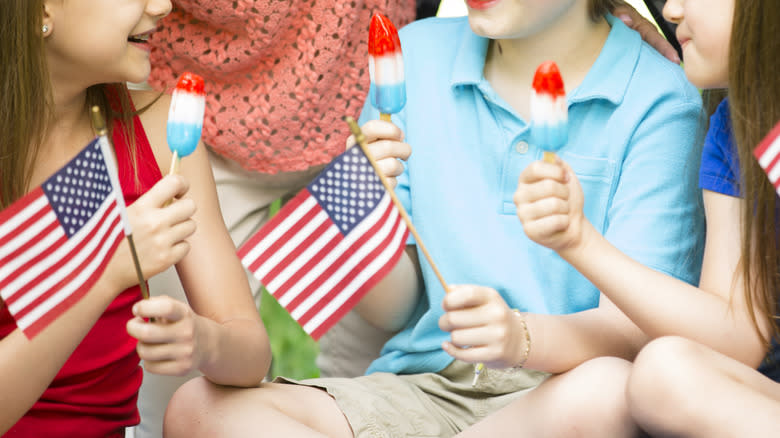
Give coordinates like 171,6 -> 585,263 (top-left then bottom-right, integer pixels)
134,91 -> 270,386
516,155 -> 767,368
0,172 -> 193,433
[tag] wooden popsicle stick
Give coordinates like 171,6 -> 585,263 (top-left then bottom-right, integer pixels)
345,117 -> 448,293
542,151 -> 557,163
379,113 -> 392,122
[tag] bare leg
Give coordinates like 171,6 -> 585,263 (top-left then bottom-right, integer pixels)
628,336 -> 780,437
457,357 -> 639,437
163,377 -> 354,438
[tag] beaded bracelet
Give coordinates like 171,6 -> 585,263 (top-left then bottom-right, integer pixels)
513,309 -> 531,369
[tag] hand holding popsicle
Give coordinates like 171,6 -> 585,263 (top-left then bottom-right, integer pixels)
369,13 -> 406,121
167,72 -> 205,175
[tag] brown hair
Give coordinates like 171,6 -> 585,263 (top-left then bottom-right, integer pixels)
588,0 -> 621,22
730,0 -> 780,344
0,0 -> 138,209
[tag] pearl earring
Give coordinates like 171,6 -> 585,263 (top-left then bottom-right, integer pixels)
42,24 -> 49,34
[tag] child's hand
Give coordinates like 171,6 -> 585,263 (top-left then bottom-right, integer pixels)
439,285 -> 527,369
346,120 -> 411,188
109,175 -> 196,290
127,296 -> 205,376
514,158 -> 586,253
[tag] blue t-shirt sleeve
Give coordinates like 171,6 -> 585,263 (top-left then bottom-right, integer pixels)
699,99 -> 740,197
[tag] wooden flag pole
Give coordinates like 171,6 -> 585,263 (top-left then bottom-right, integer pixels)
344,117 -> 449,293
90,106 -> 150,300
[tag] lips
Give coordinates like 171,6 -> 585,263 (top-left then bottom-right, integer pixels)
466,0 -> 501,11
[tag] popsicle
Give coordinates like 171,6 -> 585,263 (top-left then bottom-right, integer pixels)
530,61 -> 568,163
166,72 -> 205,174
368,12 -> 406,121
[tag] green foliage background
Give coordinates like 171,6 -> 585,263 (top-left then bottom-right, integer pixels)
258,198 -> 320,380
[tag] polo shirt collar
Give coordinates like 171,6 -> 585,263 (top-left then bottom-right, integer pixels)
448,14 -> 641,107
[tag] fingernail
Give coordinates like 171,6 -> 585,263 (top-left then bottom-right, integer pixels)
618,14 -> 632,25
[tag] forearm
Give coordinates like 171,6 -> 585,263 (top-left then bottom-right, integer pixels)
196,315 -> 270,387
521,304 -> 646,374
560,221 -> 766,367
354,246 -> 423,331
0,275 -> 117,434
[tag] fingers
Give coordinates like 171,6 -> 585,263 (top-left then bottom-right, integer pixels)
132,296 -> 189,323
126,297 -> 200,376
614,6 -> 681,64
141,175 -> 190,208
359,119 -> 405,143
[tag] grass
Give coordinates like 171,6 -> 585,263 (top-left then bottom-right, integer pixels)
259,287 -> 321,380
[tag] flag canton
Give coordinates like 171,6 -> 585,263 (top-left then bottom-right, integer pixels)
42,139 -> 113,237
308,146 -> 385,235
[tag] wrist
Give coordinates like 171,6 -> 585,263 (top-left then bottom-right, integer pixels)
559,218 -> 598,262
512,309 -> 531,369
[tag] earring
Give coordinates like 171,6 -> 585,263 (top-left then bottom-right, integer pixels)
42,24 -> 49,34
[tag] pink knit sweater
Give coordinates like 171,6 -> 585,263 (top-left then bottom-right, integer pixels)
148,0 -> 416,174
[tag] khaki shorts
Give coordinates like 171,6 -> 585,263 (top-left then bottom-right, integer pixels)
276,360 -> 550,438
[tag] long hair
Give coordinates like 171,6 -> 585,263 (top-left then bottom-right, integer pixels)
730,0 -> 780,343
0,0 -> 138,209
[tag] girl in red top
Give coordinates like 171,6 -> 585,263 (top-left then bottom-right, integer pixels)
0,1 -> 271,436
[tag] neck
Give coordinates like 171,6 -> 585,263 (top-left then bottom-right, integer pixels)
483,10 -> 610,117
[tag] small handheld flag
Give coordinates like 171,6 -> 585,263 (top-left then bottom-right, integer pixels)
167,72 -> 205,175
0,137 -> 128,338
531,61 -> 568,160
238,136 -> 410,340
368,13 -> 406,121
753,120 -> 780,194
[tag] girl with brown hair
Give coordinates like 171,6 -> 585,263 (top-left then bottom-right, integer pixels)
0,0 -> 270,435
515,0 -> 780,435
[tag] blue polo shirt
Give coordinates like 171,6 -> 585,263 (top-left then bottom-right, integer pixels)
360,15 -> 706,375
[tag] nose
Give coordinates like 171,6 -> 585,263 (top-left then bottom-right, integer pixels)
147,0 -> 172,20
662,0 -> 684,24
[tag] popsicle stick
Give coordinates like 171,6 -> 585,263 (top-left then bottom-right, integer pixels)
168,150 -> 180,175
542,151 -> 557,163
379,113 -> 392,122
345,117 -> 448,293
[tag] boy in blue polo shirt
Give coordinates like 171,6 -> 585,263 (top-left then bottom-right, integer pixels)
163,1 -> 704,437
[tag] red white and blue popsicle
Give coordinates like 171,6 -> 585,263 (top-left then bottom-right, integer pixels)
368,12 -> 406,121
166,72 -> 205,174
530,61 -> 568,162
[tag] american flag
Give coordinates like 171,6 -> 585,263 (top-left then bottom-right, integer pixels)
754,120 -> 780,194
0,137 -> 128,338
238,146 -> 409,339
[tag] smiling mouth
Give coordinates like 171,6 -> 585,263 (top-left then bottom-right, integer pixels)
128,33 -> 150,44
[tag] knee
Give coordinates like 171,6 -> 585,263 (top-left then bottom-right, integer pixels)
163,377 -> 223,438
551,357 -> 636,435
628,337 -> 704,429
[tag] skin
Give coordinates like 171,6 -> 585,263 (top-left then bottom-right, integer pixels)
515,0 -> 780,435
162,1 -> 667,437
0,0 -> 270,433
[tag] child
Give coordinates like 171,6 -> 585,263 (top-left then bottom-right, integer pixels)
163,0 -> 704,436
514,0 -> 780,435
0,0 -> 270,436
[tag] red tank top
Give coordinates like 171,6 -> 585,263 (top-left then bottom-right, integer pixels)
0,112 -> 162,437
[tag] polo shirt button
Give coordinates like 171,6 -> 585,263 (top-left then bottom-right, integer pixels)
515,140 -> 529,154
